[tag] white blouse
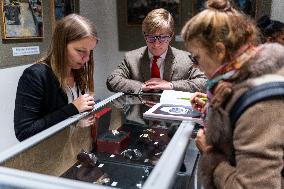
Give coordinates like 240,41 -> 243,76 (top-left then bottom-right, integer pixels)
66,84 -> 80,103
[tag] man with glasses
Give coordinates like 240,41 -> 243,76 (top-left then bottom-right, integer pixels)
107,8 -> 206,94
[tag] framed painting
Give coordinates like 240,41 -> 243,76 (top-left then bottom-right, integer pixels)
118,0 -> 192,51
127,0 -> 181,25
1,0 -> 43,40
193,0 -> 262,18
50,0 -> 79,30
233,0 -> 259,17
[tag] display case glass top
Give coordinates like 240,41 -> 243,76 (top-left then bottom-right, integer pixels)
0,93 -> 198,189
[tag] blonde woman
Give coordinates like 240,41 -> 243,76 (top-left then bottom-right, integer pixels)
14,14 -> 97,141
182,0 -> 284,188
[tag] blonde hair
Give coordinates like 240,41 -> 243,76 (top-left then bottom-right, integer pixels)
40,14 -> 98,94
142,8 -> 174,35
181,0 -> 259,58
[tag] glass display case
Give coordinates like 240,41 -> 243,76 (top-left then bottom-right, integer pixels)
0,93 -> 200,189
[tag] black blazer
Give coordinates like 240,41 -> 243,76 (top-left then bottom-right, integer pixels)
14,63 -> 78,141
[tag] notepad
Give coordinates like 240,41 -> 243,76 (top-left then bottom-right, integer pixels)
143,90 -> 202,123
159,90 -> 194,105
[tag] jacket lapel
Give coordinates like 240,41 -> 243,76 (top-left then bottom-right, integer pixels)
163,47 -> 175,81
140,49 -> 151,81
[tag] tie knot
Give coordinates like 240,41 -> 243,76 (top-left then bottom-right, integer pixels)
153,56 -> 160,61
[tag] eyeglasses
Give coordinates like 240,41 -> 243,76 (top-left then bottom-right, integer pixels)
144,34 -> 172,43
189,54 -> 198,66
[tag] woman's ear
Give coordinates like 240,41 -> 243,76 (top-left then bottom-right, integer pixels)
215,42 -> 226,63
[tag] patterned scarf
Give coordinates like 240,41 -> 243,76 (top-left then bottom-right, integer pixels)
203,44 -> 259,123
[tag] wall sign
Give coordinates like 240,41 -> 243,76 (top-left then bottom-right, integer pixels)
12,46 -> 40,56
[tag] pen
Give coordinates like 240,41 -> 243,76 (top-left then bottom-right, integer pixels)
177,97 -> 191,100
177,97 -> 208,102
200,97 -> 208,102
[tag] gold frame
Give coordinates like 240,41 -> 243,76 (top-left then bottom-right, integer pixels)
1,0 -> 44,40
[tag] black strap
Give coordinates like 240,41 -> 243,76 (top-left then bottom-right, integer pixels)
230,82 -> 284,126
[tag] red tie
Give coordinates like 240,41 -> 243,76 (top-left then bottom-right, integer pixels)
151,56 -> 160,78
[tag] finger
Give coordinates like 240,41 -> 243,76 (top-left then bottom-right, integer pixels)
82,94 -> 90,98
196,129 -> 205,138
196,98 -> 206,105
147,85 -> 160,90
142,85 -> 152,91
192,92 -> 201,99
84,105 -> 94,112
190,97 -> 196,105
144,79 -> 155,84
84,93 -> 93,98
87,101 -> 95,106
194,92 -> 207,99
145,81 -> 158,86
148,78 -> 161,82
85,95 -> 94,102
191,93 -> 203,103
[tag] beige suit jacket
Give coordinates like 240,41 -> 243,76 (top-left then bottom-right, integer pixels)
106,46 -> 207,93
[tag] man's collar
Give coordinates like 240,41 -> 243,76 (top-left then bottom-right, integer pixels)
148,49 -> 168,60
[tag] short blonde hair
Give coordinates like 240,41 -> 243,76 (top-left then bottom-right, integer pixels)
142,8 -> 174,35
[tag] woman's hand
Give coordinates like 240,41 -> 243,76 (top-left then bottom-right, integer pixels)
73,94 -> 95,113
190,92 -> 207,113
195,129 -> 213,154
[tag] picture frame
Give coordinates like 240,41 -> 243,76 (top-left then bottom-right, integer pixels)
117,0 -> 192,51
233,0 -> 260,18
118,0 -> 269,51
1,0 -> 43,40
192,0 -> 262,18
50,0 -> 80,31
127,0 -> 181,26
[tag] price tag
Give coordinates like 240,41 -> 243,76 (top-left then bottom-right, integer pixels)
111,182 -> 118,186
98,164 -> 104,168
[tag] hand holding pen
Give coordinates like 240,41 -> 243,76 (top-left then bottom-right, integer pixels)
190,92 -> 208,113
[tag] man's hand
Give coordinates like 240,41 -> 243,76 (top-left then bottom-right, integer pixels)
142,78 -> 173,92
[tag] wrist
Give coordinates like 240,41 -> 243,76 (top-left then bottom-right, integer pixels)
139,84 -> 144,94
169,82 -> 174,89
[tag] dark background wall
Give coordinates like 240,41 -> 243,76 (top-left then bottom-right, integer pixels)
0,0 -> 274,69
